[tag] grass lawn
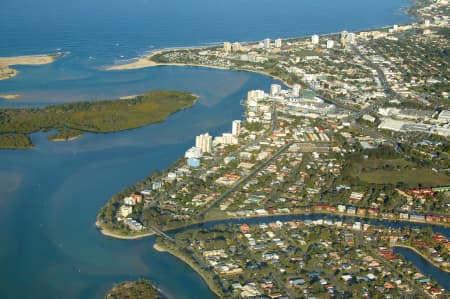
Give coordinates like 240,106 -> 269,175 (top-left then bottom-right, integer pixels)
359,168 -> 450,186
349,158 -> 450,186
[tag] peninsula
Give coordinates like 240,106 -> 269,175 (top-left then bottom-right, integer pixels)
105,279 -> 161,299
98,0 -> 449,297
0,53 -> 63,81
0,90 -> 197,149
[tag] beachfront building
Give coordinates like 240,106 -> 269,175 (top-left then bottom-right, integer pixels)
185,146 -> 202,159
326,40 -> 335,49
270,84 -> 282,96
340,31 -> 348,46
311,34 -> 319,45
223,42 -> 231,53
196,133 -> 212,154
264,38 -> 271,49
274,38 -> 282,48
232,42 -> 242,52
232,120 -> 242,137
292,84 -> 302,97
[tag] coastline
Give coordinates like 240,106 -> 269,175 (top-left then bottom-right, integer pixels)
96,221 -> 155,240
392,244 -> 450,273
0,53 -> 63,81
105,54 -> 292,88
153,242 -> 221,298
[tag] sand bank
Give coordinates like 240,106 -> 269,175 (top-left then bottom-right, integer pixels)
0,53 -> 63,80
0,94 -> 21,100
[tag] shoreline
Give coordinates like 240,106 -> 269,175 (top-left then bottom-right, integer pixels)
102,16 -> 416,74
50,135 -> 83,142
392,244 -> 450,273
0,53 -> 64,81
96,221 -> 155,240
153,242 -> 221,298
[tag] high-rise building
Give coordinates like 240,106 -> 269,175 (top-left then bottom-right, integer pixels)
264,38 -> 271,49
232,42 -> 241,52
326,40 -> 334,49
195,133 -> 212,154
270,84 -> 282,96
247,90 -> 265,101
340,31 -> 348,46
223,42 -> 231,53
311,34 -> 319,45
274,38 -> 282,48
292,84 -> 302,97
346,33 -> 356,44
232,120 -> 241,136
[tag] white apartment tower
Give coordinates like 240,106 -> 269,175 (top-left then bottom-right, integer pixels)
311,34 -> 319,45
264,38 -> 271,49
232,42 -> 241,52
292,84 -> 302,97
274,38 -> 282,48
247,90 -> 265,101
223,42 -> 232,53
270,84 -> 282,96
326,40 -> 334,49
232,120 -> 241,136
340,31 -> 348,46
195,133 -> 212,154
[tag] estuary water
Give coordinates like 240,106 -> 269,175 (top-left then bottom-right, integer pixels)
0,0 -> 432,298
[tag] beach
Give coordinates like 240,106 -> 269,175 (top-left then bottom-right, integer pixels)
104,48 -> 230,71
0,94 -> 21,100
0,53 -> 63,80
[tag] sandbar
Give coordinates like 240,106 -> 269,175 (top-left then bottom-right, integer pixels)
0,53 -> 63,81
0,94 -> 21,100
105,50 -> 164,70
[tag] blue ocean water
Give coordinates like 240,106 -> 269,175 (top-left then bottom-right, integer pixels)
0,0 -> 412,106
0,1 -> 433,299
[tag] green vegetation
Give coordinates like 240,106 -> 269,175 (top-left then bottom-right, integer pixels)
358,168 -> 449,186
0,90 -> 197,148
105,279 -> 160,299
341,148 -> 450,187
0,133 -> 32,149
